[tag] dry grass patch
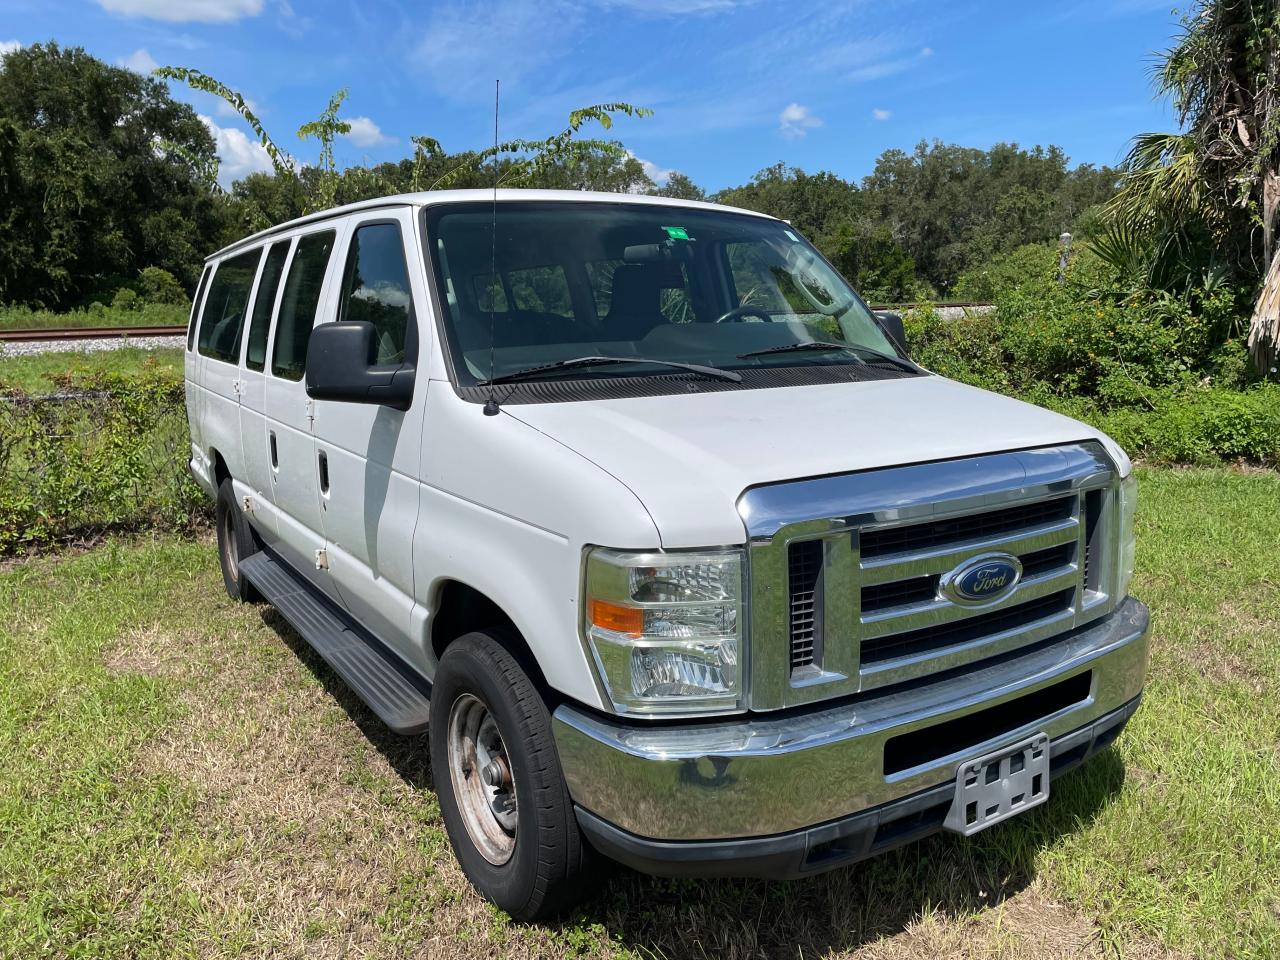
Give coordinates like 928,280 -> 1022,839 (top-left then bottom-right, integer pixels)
107,586 -> 598,958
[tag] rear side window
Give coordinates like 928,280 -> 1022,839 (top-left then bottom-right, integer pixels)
271,230 -> 336,381
245,240 -> 291,372
186,267 -> 211,351
338,222 -> 414,365
197,249 -> 262,364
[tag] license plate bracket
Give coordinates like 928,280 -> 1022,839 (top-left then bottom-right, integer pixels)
943,732 -> 1050,836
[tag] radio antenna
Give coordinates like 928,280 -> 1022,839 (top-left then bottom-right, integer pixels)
482,79 -> 501,417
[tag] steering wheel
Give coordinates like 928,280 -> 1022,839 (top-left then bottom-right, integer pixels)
714,306 -> 776,324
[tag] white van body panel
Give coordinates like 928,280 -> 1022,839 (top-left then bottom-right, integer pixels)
413,382 -> 660,708
504,376 -> 1121,548
257,222 -> 350,602
312,208 -> 430,654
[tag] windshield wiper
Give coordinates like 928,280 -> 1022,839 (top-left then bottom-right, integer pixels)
736,341 -> 916,371
477,355 -> 742,386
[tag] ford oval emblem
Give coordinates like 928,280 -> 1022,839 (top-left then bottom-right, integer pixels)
941,553 -> 1023,606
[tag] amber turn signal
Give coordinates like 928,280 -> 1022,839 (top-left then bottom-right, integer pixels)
589,599 -> 644,637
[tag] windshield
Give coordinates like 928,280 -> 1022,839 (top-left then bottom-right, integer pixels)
424,201 -> 901,386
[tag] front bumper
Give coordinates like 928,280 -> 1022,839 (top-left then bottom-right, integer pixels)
552,597 -> 1149,866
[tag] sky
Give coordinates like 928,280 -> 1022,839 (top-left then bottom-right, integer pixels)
0,0 -> 1182,191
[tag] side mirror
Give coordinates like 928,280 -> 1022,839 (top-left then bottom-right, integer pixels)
305,321 -> 415,410
873,310 -> 909,358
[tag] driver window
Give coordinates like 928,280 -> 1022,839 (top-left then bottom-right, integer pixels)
338,221 -> 415,366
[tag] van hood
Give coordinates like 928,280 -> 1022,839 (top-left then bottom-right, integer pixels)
503,374 -> 1126,548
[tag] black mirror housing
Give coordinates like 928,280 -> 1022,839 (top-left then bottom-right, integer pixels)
305,322 -> 415,410
873,310 -> 910,358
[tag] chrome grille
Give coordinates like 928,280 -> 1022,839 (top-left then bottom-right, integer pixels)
853,494 -> 1083,689
788,540 -> 822,670
859,496 -> 1074,559
740,443 -> 1121,711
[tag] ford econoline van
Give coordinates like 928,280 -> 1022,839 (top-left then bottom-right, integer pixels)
184,191 -> 1147,920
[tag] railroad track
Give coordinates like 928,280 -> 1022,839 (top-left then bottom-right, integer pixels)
0,325 -> 185,343
0,302 -> 995,345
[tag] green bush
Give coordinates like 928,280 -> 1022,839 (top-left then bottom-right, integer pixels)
908,244 -> 1251,400
137,266 -> 188,305
0,372 -> 207,554
1062,387 -> 1280,466
110,287 -> 142,312
951,242 -> 1061,302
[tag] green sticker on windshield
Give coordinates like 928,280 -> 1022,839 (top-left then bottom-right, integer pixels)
663,226 -> 691,241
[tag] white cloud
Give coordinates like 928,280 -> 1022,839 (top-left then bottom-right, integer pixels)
200,115 -> 275,188
343,116 -> 395,148
628,151 -> 673,186
353,282 -> 411,308
119,48 -> 159,74
0,40 -> 21,59
778,102 -> 821,139
921,46 -> 934,57
872,108 -> 892,121
96,0 -> 263,23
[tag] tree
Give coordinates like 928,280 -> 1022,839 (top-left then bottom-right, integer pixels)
0,43 -> 224,306
1099,1 -> 1280,370
862,141 -> 1117,292
650,172 -> 706,201
715,163 -> 861,245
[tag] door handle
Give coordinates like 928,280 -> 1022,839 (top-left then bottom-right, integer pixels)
317,451 -> 329,494
268,431 -> 278,469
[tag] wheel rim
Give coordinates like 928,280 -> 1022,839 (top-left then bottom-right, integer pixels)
221,508 -> 239,581
447,692 -> 517,865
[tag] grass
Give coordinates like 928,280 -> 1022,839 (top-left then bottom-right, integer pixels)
0,466 -> 1277,958
0,347 -> 184,393
0,304 -> 187,331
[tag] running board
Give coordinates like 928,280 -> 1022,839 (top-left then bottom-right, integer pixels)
239,551 -> 431,734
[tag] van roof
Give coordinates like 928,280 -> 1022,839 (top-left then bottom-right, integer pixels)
207,189 -> 780,262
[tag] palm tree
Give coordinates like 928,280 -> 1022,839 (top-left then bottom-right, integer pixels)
1100,1 -> 1280,371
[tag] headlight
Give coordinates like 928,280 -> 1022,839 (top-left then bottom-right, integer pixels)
1116,471 -> 1137,598
583,547 -> 744,716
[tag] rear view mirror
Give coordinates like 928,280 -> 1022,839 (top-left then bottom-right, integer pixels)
305,321 -> 415,410
623,239 -> 694,264
873,310 -> 909,358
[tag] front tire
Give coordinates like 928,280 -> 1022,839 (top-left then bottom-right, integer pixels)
215,477 -> 261,603
430,631 -> 591,920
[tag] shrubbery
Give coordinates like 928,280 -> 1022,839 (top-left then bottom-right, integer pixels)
905,243 -> 1276,465
1054,386 -> 1280,466
137,266 -> 188,305
0,372 -> 206,554
0,301 -> 188,331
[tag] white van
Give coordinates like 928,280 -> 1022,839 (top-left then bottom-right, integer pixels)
184,191 -> 1147,919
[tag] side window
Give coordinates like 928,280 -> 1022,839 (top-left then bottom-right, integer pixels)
271,230 -> 336,381
187,266 -> 211,351
245,240 -> 291,372
472,273 -> 508,313
338,222 -> 414,365
508,265 -> 571,318
197,249 -> 261,364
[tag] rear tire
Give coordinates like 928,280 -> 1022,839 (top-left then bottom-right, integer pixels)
215,477 -> 261,603
430,630 -> 591,920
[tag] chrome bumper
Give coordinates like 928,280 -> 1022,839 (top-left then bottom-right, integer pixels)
552,597 -> 1149,842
